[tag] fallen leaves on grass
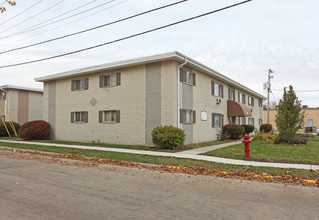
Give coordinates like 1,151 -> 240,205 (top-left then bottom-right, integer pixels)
1,147 -> 318,187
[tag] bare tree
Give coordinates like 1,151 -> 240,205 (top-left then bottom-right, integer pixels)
0,1 -> 16,13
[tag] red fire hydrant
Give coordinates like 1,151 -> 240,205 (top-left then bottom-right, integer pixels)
242,133 -> 251,159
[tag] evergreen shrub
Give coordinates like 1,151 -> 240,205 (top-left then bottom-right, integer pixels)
152,126 -> 185,150
221,124 -> 245,140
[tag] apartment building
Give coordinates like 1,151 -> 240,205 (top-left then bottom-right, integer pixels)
0,85 -> 43,125
35,52 -> 265,145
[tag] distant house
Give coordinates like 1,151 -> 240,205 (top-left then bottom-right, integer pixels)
0,85 -> 43,125
263,108 -> 319,132
35,51 -> 265,145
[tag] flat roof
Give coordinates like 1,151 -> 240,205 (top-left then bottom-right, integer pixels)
35,51 -> 265,99
0,85 -> 43,93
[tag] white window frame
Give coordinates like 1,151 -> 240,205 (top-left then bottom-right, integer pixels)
212,81 -> 223,98
248,96 -> 255,106
180,109 -> 196,124
228,87 -> 235,101
72,78 -> 88,91
0,91 -> 6,100
71,111 -> 88,123
238,92 -> 245,104
212,113 -> 223,128
248,117 -> 254,126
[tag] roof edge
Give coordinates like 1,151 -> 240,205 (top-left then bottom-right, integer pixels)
0,85 -> 43,93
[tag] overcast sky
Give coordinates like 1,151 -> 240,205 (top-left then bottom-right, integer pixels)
0,0 -> 318,107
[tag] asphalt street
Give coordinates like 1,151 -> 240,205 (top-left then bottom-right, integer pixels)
0,155 -> 319,220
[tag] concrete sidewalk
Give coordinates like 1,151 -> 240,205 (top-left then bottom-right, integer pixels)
0,140 -> 318,170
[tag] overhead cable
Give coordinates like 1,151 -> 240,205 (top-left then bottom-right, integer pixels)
0,0 -> 187,54
0,0 -> 252,69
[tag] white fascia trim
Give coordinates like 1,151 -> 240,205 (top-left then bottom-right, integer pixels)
0,85 -> 43,93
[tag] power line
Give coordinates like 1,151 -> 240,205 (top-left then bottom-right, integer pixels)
0,0 -> 252,69
0,0 -> 117,40
0,0 -> 45,26
0,0 -> 188,54
3,0 -> 129,46
18,0 -> 99,34
272,89 -> 319,93
0,0 -> 64,34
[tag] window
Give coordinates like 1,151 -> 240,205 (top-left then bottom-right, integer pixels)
259,119 -> 263,126
248,96 -> 255,106
71,78 -> 89,91
0,91 -> 6,100
180,109 -> 196,123
228,87 -> 235,101
248,117 -> 254,126
0,115 -> 5,121
99,110 -> 120,123
258,99 -> 263,107
238,92 -> 245,104
242,117 -> 246,125
100,73 -> 121,87
211,81 -> 223,97
180,67 -> 196,86
212,113 -> 224,128
71,112 -> 88,123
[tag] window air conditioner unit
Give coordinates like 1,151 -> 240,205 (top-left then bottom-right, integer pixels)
216,98 -> 222,104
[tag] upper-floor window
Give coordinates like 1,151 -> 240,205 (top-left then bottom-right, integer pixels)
258,99 -> 263,107
180,109 -> 196,124
100,73 -> 121,87
71,78 -> 88,91
238,92 -> 245,104
248,96 -> 255,106
99,110 -> 120,123
0,91 -> 6,100
71,111 -> 88,123
228,87 -> 235,101
211,81 -> 223,98
180,67 -> 196,86
212,113 -> 224,128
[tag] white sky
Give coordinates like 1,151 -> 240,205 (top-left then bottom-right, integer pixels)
0,0 -> 318,107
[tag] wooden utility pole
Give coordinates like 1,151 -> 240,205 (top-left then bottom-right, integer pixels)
267,69 -> 273,124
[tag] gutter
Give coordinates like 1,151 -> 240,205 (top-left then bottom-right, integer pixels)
177,57 -> 188,128
0,87 -> 7,120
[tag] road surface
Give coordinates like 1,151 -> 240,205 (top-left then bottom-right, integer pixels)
0,152 -> 318,219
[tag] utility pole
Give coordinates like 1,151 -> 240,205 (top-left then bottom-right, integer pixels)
267,69 -> 274,124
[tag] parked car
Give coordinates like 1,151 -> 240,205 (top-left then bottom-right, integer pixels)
317,127 -> 319,135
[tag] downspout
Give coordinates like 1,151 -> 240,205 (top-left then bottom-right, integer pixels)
0,87 -> 7,120
177,58 -> 188,128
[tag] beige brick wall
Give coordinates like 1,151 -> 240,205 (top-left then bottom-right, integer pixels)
28,91 -> 43,122
53,65 -> 147,145
263,108 -> 319,131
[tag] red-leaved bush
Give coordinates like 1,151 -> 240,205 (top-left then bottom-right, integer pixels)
19,120 -> 51,140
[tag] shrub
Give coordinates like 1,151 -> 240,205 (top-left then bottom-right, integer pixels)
260,124 -> 272,133
0,121 -> 20,137
241,125 -> 255,135
152,126 -> 185,150
273,136 -> 308,145
19,120 -> 51,140
253,132 -> 277,141
221,124 -> 245,140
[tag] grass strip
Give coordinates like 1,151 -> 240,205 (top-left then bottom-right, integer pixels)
0,141 -> 318,181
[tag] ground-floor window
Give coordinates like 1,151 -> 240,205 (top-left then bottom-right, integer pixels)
71,111 -> 88,123
0,115 -> 5,121
248,117 -> 254,126
259,119 -> 263,126
180,109 -> 196,124
99,110 -> 120,123
212,113 -> 224,128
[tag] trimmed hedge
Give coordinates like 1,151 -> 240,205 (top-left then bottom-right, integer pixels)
221,124 -> 245,140
152,126 -> 185,150
241,125 -> 255,135
19,120 -> 51,140
260,124 -> 272,133
0,121 -> 20,136
273,136 -> 308,145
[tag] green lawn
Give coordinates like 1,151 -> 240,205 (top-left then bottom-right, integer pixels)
0,141 -> 318,180
0,137 -> 231,152
206,135 -> 319,165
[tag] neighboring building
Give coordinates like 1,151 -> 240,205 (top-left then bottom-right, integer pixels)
0,85 -> 43,125
263,108 -> 319,132
35,52 -> 265,145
